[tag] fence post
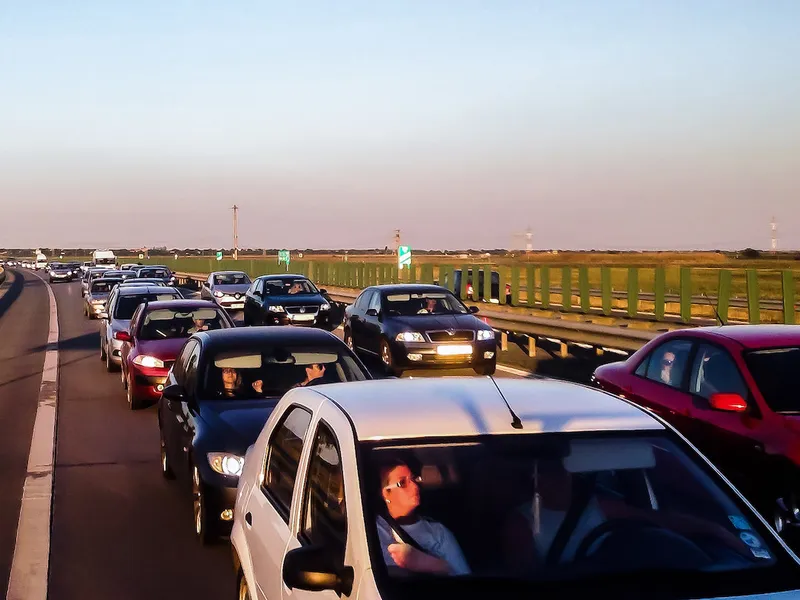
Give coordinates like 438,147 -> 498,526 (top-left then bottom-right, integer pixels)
654,267 -> 665,321
510,266 -> 521,306
525,265 -> 536,307
421,264 -> 434,284
561,266 -> 572,311
470,264 -> 480,300
541,266 -> 551,309
746,269 -> 760,324
627,267 -> 639,318
680,267 -> 692,323
717,269 -> 732,324
460,265 -> 469,300
601,267 -> 612,316
498,268 -> 508,305
480,267 -> 490,301
783,270 -> 796,325
358,264 -> 365,288
579,267 -> 590,313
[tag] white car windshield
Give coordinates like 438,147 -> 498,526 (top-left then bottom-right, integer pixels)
362,432 -> 794,597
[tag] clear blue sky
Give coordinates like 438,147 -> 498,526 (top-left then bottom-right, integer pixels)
1,1 -> 798,250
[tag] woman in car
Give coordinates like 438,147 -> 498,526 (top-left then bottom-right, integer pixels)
218,367 -> 265,399
376,459 -> 470,576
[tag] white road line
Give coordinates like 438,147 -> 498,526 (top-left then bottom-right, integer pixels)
496,363 -> 533,377
7,272 -> 58,600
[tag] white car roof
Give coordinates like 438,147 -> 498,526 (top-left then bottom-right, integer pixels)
305,377 -> 662,441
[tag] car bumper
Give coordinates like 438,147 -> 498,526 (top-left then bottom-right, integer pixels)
265,312 -> 333,328
390,340 -> 497,369
109,339 -> 124,365
217,297 -> 246,310
131,366 -> 170,401
205,483 -> 238,534
88,302 -> 107,316
49,274 -> 73,282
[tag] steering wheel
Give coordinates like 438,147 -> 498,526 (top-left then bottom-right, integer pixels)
573,518 -> 715,567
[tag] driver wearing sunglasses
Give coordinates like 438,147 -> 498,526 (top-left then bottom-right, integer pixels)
659,351 -> 677,386
376,459 -> 470,575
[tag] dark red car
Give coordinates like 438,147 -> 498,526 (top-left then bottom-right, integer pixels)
119,300 -> 235,410
593,325 -> 800,538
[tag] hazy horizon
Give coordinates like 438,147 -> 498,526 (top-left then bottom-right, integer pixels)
2,2 -> 799,251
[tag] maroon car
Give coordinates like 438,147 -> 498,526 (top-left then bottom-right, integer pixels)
119,300 -> 235,410
593,325 -> 800,538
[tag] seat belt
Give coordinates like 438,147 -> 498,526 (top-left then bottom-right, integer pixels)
546,473 -> 597,566
381,512 -> 427,553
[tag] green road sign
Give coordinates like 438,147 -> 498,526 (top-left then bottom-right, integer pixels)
278,250 -> 290,265
216,251 -> 223,261
398,245 -> 412,269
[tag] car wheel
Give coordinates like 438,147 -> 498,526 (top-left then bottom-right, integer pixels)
237,571 -> 252,600
192,464 -> 215,544
160,430 -> 175,480
106,347 -> 118,373
380,339 -> 402,377
100,338 -> 107,361
127,376 -> 144,410
121,366 -> 127,389
474,363 -> 496,376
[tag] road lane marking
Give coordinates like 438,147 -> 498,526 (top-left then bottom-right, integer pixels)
7,272 -> 58,600
495,364 -> 533,377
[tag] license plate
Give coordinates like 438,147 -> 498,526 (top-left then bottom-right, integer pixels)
229,303 -> 244,309
291,314 -> 315,322
436,344 -> 473,356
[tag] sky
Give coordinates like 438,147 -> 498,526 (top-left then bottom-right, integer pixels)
1,1 -> 798,251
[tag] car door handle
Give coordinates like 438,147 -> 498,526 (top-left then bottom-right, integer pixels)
245,512 -> 253,527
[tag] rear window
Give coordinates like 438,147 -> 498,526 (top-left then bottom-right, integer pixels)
114,293 -> 181,320
139,269 -> 169,278
139,308 -> 230,340
744,347 -> 800,413
91,281 -> 115,294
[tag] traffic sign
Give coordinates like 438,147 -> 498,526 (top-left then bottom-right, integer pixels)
398,245 -> 412,269
216,251 -> 223,261
278,250 -> 290,265
138,253 -> 144,260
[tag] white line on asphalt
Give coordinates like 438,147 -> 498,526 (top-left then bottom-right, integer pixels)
496,363 -> 533,377
7,271 -> 58,600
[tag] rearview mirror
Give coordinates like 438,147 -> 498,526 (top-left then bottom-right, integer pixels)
318,289 -> 328,295
469,306 -> 480,314
709,393 -> 748,413
282,545 -> 353,596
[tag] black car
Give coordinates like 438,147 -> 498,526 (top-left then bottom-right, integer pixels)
243,274 -> 335,329
157,327 -> 371,543
48,262 -> 75,283
343,284 -> 497,377
135,265 -> 176,285
442,268 -> 512,304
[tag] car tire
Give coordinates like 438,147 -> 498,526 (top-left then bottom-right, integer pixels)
100,338 -> 107,361
474,363 -> 497,376
159,430 -> 175,480
237,570 -> 252,600
192,463 -> 215,545
127,375 -> 144,410
106,347 -> 119,373
380,339 -> 403,378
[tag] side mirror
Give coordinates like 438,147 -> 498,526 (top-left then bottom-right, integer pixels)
365,308 -> 379,317
318,289 -> 328,295
282,545 -> 353,596
162,384 -> 185,405
469,306 -> 480,314
114,331 -> 131,342
709,393 -> 748,413
99,312 -> 109,320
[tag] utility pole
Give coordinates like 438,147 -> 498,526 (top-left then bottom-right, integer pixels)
771,216 -> 778,253
394,229 -> 401,253
232,205 -> 239,260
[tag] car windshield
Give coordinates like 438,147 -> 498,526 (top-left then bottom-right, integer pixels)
95,257 -> 115,265
263,278 -> 317,295
114,293 -> 181,320
200,345 -> 367,399
138,308 -> 229,340
138,269 -> 169,278
123,279 -> 165,286
91,281 -> 116,294
362,432 -> 792,598
744,347 -> 800,413
383,291 -> 469,316
214,272 -> 250,285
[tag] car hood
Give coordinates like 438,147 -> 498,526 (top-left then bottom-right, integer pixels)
198,399 -> 278,450
265,294 -> 325,306
136,338 -> 188,360
387,313 -> 487,332
214,284 -> 250,296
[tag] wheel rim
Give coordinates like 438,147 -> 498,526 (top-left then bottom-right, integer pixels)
192,467 -> 203,536
238,576 -> 251,600
381,343 -> 391,365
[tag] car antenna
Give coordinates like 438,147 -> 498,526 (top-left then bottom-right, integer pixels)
489,376 -> 523,429
702,292 -> 726,326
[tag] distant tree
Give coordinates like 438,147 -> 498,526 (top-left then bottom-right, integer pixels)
739,248 -> 761,259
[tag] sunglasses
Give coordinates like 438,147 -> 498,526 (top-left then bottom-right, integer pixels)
662,358 -> 675,366
384,475 -> 423,491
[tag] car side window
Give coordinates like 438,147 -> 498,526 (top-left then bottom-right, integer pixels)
689,344 -> 749,401
634,355 -> 650,377
183,346 -> 201,396
644,339 -> 693,389
367,291 -> 382,313
173,340 -> 197,383
354,290 -> 370,311
300,422 -> 346,553
252,279 -> 263,296
262,406 -> 313,522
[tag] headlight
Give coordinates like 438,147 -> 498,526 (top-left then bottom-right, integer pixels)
207,452 -> 245,477
268,305 -> 285,313
396,332 -> 425,343
477,330 -> 495,341
132,355 -> 165,368
213,290 -> 224,298
320,302 -> 331,311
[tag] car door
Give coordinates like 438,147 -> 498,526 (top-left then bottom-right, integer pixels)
101,288 -> 118,351
245,278 -> 263,324
686,342 -> 767,489
176,344 -> 202,483
120,305 -> 143,380
163,340 -> 198,480
243,404 -> 314,600
349,290 -> 373,351
281,405 -> 360,600
361,291 -> 384,355
628,338 -> 698,440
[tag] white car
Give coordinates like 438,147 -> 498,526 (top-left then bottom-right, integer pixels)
231,378 -> 800,600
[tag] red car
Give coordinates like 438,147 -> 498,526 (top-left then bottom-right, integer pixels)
119,300 -> 235,410
593,325 -> 800,538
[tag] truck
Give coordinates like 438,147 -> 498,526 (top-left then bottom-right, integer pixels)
35,252 -> 48,270
91,249 -> 117,270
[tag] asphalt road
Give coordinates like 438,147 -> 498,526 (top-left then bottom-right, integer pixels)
0,273 -> 617,599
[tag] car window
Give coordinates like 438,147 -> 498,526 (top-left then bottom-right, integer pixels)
383,290 -> 469,316
689,344 -> 749,401
138,308 -> 230,340
184,346 -> 200,396
213,272 -> 250,285
368,292 -> 382,313
643,339 -> 693,389
252,279 -> 263,295
301,422 -> 346,553
354,290 -> 372,311
264,278 -> 318,296
634,355 -> 649,377
173,340 -> 197,383
262,406 -> 313,521
114,293 -> 182,319
744,347 -> 800,413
